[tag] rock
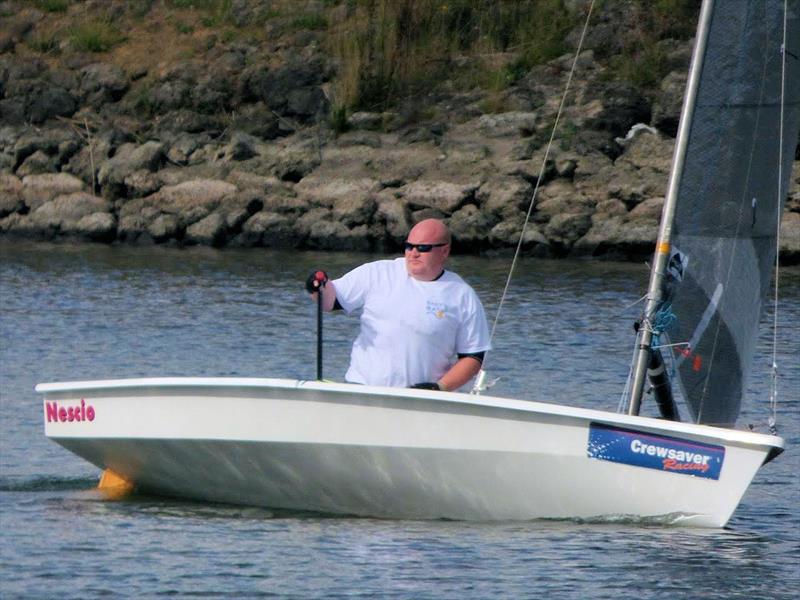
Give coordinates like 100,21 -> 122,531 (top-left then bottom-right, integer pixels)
476,112 -> 538,138
440,140 -> 490,165
185,212 -> 226,246
73,211 -> 117,242
348,112 -> 386,131
147,213 -> 181,242
582,81 -> 651,137
167,134 -> 211,166
652,71 -> 686,137
97,141 -> 165,193
223,132 -> 259,161
240,59 -> 328,119
27,84 -> 77,124
628,197 -> 664,220
592,198 -> 628,220
399,180 -> 478,214
294,176 -> 379,208
411,207 -> 447,223
572,151 -> 613,184
448,204 -> 491,249
779,211 -> 799,264
79,63 -> 129,107
226,171 -> 291,195
16,150 -> 58,176
13,127 -> 69,168
0,31 -> 15,54
573,214 -> 659,259
229,103 -> 281,140
534,180 -> 594,223
476,176 -> 534,220
151,80 -> 192,114
155,110 -> 223,135
17,80 -> 78,124
123,170 -> 162,198
29,191 -> 111,236
63,129 -> 126,187
237,211 -> 294,247
306,220 -> 371,251
615,129 -> 672,171
335,131 -> 382,148
287,86 -> 328,120
488,214 -> 548,250
0,174 -> 23,217
375,190 -> 411,244
117,179 -> 238,244
269,140 -> 320,182
21,173 -> 84,211
332,195 -> 376,227
220,190 -> 264,232
156,179 -> 237,211
192,74 -> 234,114
544,212 -> 593,248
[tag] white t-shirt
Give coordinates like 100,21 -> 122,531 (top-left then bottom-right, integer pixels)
333,258 -> 491,388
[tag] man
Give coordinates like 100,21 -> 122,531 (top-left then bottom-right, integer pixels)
306,219 -> 490,391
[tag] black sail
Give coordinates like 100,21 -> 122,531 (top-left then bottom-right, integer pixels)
665,0 -> 800,427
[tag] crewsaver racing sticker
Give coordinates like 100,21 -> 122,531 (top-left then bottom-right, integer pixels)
587,423 -> 724,480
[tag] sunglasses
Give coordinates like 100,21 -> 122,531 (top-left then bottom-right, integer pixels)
404,242 -> 448,253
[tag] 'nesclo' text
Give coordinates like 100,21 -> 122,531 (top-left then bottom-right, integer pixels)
45,399 -> 95,423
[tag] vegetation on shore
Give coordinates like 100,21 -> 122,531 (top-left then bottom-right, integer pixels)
15,0 -> 700,122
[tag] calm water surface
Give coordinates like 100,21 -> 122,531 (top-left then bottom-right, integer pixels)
1,241 -> 797,599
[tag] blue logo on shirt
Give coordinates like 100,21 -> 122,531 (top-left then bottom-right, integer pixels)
425,300 -> 446,319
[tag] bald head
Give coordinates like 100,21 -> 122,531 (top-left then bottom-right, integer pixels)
409,219 -> 450,244
404,218 -> 451,281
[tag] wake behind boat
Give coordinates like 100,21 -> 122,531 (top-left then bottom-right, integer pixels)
38,0 -> 800,527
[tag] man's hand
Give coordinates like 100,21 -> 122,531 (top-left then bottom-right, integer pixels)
409,382 -> 441,390
305,270 -> 328,294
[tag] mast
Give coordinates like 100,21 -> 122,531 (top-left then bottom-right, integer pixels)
626,0 -> 715,416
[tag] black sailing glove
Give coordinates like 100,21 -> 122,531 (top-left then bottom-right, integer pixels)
305,270 -> 328,294
409,382 -> 441,390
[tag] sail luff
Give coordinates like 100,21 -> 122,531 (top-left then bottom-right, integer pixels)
626,0 -> 716,417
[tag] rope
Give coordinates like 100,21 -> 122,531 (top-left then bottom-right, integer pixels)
472,0 -> 597,392
768,0 -> 790,435
650,303 -> 677,348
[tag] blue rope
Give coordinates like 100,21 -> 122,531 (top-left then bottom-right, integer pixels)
651,303 -> 677,348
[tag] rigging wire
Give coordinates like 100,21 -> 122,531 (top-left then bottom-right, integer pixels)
472,0 -> 597,393
768,0 -> 789,435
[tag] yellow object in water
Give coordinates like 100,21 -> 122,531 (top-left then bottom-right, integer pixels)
97,469 -> 134,500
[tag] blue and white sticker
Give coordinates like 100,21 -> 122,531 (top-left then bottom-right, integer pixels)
587,423 -> 725,480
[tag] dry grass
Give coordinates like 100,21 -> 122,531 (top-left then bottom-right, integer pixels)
15,0 -> 699,122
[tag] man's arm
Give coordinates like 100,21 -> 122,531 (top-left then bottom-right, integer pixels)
306,271 -> 339,312
318,281 -> 338,312
437,355 -> 482,391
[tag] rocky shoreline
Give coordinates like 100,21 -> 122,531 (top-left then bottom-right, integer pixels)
1,3 -> 798,262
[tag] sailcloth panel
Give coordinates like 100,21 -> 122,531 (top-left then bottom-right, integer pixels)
666,0 -> 800,426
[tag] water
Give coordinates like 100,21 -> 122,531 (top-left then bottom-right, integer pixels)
1,241 -> 798,599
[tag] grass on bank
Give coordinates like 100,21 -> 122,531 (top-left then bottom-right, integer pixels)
605,0 -> 699,89
328,0 -> 578,116
27,0 -> 69,12
16,0 -> 700,125
68,19 -> 126,52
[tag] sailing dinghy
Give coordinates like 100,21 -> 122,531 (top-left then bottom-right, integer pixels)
39,0 -> 799,527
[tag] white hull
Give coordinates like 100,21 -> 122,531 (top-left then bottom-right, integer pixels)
38,378 -> 783,527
